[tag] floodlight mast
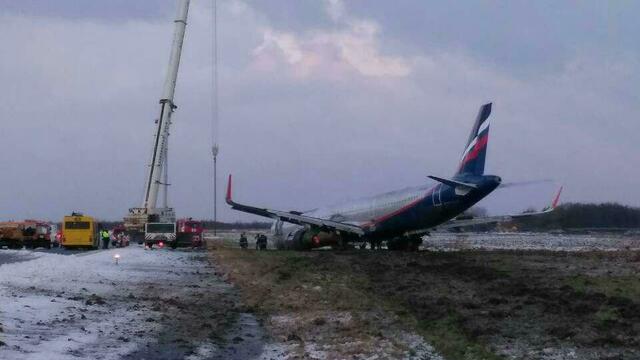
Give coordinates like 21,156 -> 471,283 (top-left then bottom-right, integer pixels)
124,0 -> 190,238
212,144 -> 219,235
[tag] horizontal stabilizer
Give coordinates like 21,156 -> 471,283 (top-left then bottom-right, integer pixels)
426,186 -> 565,232
428,176 -> 478,190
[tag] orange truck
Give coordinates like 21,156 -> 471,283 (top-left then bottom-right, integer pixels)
0,221 -> 52,249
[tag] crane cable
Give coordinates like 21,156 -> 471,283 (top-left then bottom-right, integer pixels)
211,0 -> 219,152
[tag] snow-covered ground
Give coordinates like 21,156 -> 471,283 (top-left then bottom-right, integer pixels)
0,247 -> 227,359
423,233 -> 640,252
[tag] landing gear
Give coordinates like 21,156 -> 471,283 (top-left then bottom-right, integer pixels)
387,236 -> 422,251
330,239 -> 353,251
364,238 -> 382,250
407,237 -> 422,251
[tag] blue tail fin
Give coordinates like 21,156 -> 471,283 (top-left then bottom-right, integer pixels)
456,103 -> 492,176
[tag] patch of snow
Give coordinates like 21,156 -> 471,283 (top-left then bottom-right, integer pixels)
185,343 -> 218,360
304,343 -> 328,359
423,233 -> 640,252
0,247 -> 203,359
396,331 -> 444,360
258,343 -> 297,360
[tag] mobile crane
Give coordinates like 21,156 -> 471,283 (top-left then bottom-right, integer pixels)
124,0 -> 190,248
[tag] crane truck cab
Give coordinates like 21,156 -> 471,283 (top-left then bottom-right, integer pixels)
61,213 -> 100,250
144,222 -> 177,249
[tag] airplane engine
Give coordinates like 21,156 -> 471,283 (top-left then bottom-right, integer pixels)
286,229 -> 341,250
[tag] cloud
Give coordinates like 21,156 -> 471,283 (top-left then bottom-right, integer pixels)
251,0 -> 411,79
325,0 -> 346,22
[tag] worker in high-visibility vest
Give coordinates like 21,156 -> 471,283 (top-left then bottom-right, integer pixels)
100,229 -> 110,249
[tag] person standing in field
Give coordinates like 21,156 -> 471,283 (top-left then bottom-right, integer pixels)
239,233 -> 248,249
257,234 -> 268,250
100,229 -> 110,249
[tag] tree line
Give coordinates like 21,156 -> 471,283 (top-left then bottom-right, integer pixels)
514,202 -> 640,231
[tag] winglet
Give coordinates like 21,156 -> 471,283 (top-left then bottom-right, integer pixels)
551,186 -> 563,210
226,174 -> 233,205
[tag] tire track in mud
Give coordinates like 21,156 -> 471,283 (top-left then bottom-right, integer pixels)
122,252 -> 270,360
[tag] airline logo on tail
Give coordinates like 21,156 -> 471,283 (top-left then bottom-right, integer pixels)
457,103 -> 492,176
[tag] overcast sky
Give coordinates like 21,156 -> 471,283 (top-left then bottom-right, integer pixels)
1,0 -> 638,222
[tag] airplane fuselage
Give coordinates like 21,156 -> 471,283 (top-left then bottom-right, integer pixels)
273,174 -> 501,249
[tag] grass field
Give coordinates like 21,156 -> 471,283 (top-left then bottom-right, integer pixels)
210,241 -> 640,359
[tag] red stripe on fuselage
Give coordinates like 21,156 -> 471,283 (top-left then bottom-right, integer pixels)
362,186 -> 438,227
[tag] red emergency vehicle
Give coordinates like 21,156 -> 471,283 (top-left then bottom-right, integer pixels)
176,218 -> 204,248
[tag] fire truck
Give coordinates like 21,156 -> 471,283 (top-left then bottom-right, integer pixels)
23,220 -> 52,249
176,218 -> 204,248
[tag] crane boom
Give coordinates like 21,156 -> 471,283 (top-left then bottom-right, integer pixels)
144,0 -> 190,211
124,0 -> 190,239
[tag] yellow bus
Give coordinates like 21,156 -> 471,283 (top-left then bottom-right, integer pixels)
61,213 -> 99,249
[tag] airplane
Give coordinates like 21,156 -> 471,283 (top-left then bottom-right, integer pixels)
226,103 -> 562,250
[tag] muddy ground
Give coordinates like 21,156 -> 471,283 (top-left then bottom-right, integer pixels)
212,243 -> 640,360
121,252 -> 268,360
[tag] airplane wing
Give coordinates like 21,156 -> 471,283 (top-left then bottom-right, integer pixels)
421,186 -> 564,233
225,175 -> 365,236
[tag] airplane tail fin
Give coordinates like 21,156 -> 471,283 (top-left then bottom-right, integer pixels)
550,185 -> 563,210
455,103 -> 492,177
